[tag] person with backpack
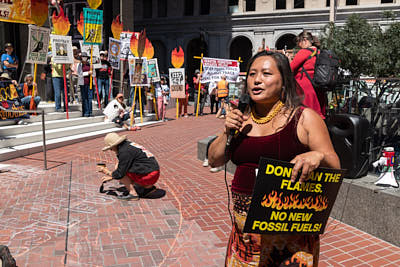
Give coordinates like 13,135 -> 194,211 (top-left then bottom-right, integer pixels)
289,31 -> 325,118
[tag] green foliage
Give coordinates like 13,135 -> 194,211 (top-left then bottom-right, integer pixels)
320,13 -> 400,78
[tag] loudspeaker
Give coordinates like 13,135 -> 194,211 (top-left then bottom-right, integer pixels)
326,114 -> 371,178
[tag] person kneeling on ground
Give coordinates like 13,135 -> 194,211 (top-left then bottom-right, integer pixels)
103,93 -> 140,131
97,133 -> 160,200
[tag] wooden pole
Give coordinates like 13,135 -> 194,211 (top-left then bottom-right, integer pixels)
193,53 -> 203,117
138,86 -> 143,123
176,98 -> 179,119
31,63 -> 38,115
152,84 -> 158,120
89,45 -> 93,90
62,64 -> 69,119
130,86 -> 137,127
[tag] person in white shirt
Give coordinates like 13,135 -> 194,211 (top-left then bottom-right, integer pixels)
103,93 -> 141,131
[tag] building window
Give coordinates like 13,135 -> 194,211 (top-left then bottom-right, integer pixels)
158,0 -> 167,17
246,0 -> 256,11
276,0 -> 286,10
200,0 -> 210,15
143,0 -> 152,18
381,0 -> 393,3
228,0 -> 239,13
346,0 -> 357,5
326,0 -> 330,6
294,0 -> 304,8
184,0 -> 194,16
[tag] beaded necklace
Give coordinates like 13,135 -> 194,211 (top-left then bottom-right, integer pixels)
251,101 -> 284,124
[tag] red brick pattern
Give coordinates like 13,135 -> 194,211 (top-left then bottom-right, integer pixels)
1,106 -> 400,266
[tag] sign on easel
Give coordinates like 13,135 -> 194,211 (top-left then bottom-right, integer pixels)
147,58 -> 160,82
26,25 -> 50,64
50,34 -> 74,64
243,158 -> 345,235
129,57 -> 149,86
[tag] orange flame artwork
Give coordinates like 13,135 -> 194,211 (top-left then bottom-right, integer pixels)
111,15 -> 123,39
130,30 -> 154,59
87,0 -> 102,9
52,7 -> 71,36
261,191 -> 329,212
171,46 -> 184,68
8,0 -> 30,22
77,12 -> 84,36
31,0 -> 48,26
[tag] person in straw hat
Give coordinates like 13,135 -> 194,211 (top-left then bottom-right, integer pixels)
97,132 -> 160,200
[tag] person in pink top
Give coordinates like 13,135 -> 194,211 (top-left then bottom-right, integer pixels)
289,31 -> 326,118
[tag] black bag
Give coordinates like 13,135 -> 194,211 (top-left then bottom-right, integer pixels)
0,245 -> 17,267
302,48 -> 340,92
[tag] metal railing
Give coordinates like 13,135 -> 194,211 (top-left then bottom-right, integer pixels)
0,108 -> 47,170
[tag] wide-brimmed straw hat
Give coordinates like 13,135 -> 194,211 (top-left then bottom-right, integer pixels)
102,133 -> 127,151
0,72 -> 11,80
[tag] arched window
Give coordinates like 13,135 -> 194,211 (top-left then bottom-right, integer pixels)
230,36 -> 253,72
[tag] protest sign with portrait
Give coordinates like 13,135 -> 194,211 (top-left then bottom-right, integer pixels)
26,25 -> 50,64
169,68 -> 185,99
243,158 -> 345,235
50,34 -> 74,64
108,37 -> 121,70
129,58 -> 149,86
147,58 -> 160,82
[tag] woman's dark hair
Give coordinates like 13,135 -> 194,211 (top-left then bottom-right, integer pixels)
296,30 -> 321,48
244,50 -> 303,110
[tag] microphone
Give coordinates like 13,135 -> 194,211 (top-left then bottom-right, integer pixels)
226,93 -> 250,146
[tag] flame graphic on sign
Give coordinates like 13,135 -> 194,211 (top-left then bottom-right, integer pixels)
87,0 -> 102,9
261,191 -> 328,212
52,7 -> 70,36
130,29 -> 154,59
77,12 -> 84,36
8,0 -> 30,20
111,15 -> 123,39
171,46 -> 184,68
31,0 -> 48,26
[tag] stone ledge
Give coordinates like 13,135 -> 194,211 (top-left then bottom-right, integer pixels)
198,136 -> 400,246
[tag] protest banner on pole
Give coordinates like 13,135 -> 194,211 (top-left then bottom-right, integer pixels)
83,8 -> 103,45
169,68 -> 185,99
79,41 -> 101,69
243,158 -> 345,235
26,25 -> 50,65
108,37 -> 122,70
0,0 -> 48,25
201,57 -> 240,83
50,35 -> 74,64
0,81 -> 29,121
120,31 -> 137,60
147,58 -> 160,82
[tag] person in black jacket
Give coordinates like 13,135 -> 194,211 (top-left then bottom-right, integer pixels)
97,132 -> 160,200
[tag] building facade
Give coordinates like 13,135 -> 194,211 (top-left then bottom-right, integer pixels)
131,0 -> 400,78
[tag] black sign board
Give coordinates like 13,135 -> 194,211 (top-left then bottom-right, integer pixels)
243,158 -> 345,235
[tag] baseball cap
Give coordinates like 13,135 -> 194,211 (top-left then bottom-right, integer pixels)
4,43 -> 13,48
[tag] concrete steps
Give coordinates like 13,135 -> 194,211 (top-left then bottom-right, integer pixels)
0,101 -> 159,161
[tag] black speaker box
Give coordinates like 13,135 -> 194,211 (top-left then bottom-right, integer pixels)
326,114 -> 371,178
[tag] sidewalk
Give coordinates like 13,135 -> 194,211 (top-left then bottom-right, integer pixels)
1,106 -> 400,267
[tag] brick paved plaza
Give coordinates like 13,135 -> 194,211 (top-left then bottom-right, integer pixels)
1,107 -> 400,267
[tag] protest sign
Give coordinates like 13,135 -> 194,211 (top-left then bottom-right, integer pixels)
0,0 -> 48,25
169,68 -> 185,99
108,37 -> 121,70
0,81 -> 29,121
243,158 -> 345,235
201,57 -> 240,83
50,34 -> 74,64
79,41 -> 101,69
129,58 -> 149,86
26,25 -> 50,64
120,31 -> 139,60
83,8 -> 103,45
147,58 -> 160,82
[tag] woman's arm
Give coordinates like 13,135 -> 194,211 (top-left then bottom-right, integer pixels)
290,108 -> 340,183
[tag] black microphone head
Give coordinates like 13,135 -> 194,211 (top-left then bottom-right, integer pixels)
238,94 -> 250,113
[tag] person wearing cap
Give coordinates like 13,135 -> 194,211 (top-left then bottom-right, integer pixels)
103,93 -> 140,131
77,52 -> 94,117
97,132 -> 160,200
1,43 -> 19,80
96,51 -> 112,107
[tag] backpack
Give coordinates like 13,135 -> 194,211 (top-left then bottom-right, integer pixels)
302,48 -> 340,92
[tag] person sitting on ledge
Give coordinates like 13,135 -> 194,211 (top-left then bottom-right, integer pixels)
103,93 -> 141,131
17,74 -> 41,110
97,132 -> 160,200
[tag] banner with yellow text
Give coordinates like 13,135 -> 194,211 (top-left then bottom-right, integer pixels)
243,158 -> 345,235
83,8 -> 103,45
0,81 -> 28,120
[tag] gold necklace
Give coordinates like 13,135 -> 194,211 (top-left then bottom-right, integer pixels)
251,101 -> 284,124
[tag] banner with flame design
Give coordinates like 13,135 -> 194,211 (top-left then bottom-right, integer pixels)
0,0 -> 47,25
243,158 -> 344,235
